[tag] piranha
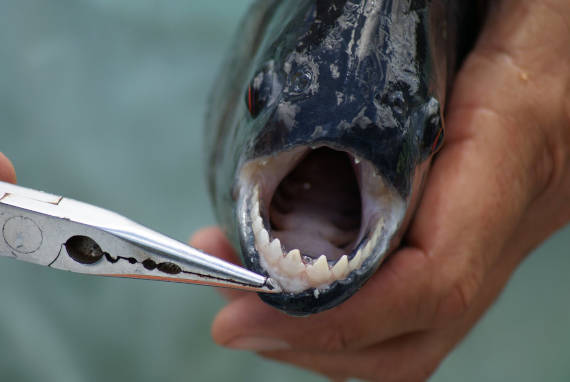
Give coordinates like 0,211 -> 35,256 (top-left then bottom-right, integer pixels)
206,0 -> 477,315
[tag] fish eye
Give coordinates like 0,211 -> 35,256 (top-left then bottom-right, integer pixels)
245,70 -> 273,118
374,88 -> 408,118
421,100 -> 445,156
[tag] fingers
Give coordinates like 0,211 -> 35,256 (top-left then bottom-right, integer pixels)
253,228 -> 528,381
260,332 -> 442,382
450,0 -> 570,197
212,246 -> 459,352
190,226 -> 248,301
462,0 -> 570,238
0,152 -> 16,184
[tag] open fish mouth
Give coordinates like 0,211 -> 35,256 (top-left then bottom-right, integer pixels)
239,145 -> 406,294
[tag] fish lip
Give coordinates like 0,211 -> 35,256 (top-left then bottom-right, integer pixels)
236,143 -> 407,301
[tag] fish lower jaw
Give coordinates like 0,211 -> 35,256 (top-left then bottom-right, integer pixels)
250,185 -> 383,293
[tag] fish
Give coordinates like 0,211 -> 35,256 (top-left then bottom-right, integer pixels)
205,0 -> 477,315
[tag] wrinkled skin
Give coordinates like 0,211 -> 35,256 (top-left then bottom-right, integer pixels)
192,0 -> 570,380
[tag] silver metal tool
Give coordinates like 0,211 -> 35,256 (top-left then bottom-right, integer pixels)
0,181 -> 281,293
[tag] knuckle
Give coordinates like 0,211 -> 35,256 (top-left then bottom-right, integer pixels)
315,327 -> 350,352
434,270 -> 483,324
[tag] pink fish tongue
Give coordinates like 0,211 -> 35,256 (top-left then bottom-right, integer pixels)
269,147 -> 361,261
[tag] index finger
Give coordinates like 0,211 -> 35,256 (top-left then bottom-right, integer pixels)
0,152 -> 16,184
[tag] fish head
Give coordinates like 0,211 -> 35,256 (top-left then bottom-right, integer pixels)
210,0 -> 448,315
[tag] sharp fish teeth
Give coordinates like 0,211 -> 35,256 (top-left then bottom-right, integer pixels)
257,228 -> 269,247
331,255 -> 349,279
306,255 -> 330,284
250,181 -> 386,292
264,238 -> 282,265
252,216 -> 263,233
362,237 -> 374,257
252,200 -> 260,219
281,249 -> 305,276
349,250 -> 363,271
359,218 -> 384,259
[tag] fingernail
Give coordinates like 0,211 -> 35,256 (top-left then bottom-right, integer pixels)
226,337 -> 290,351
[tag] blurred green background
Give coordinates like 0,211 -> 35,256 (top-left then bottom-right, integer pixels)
0,1 -> 568,381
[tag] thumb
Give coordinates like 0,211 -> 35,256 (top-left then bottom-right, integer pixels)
0,152 -> 16,184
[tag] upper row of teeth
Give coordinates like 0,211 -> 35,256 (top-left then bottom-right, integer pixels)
250,185 -> 383,289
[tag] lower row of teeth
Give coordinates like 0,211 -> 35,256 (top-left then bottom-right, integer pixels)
250,185 -> 383,290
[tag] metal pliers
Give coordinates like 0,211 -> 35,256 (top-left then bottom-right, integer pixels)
0,181 -> 280,293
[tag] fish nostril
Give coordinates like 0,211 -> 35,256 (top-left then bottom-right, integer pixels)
387,90 -> 406,116
289,68 -> 313,94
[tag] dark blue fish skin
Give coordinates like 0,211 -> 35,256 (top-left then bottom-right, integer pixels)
206,0 -> 476,315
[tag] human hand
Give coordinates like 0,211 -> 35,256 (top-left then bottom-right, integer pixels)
0,153 -> 16,184
192,0 -> 570,380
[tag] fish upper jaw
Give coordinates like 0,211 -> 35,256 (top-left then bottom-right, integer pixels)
237,144 -> 407,295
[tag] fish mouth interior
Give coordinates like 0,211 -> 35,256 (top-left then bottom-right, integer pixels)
270,148 -> 361,261
240,145 -> 404,292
